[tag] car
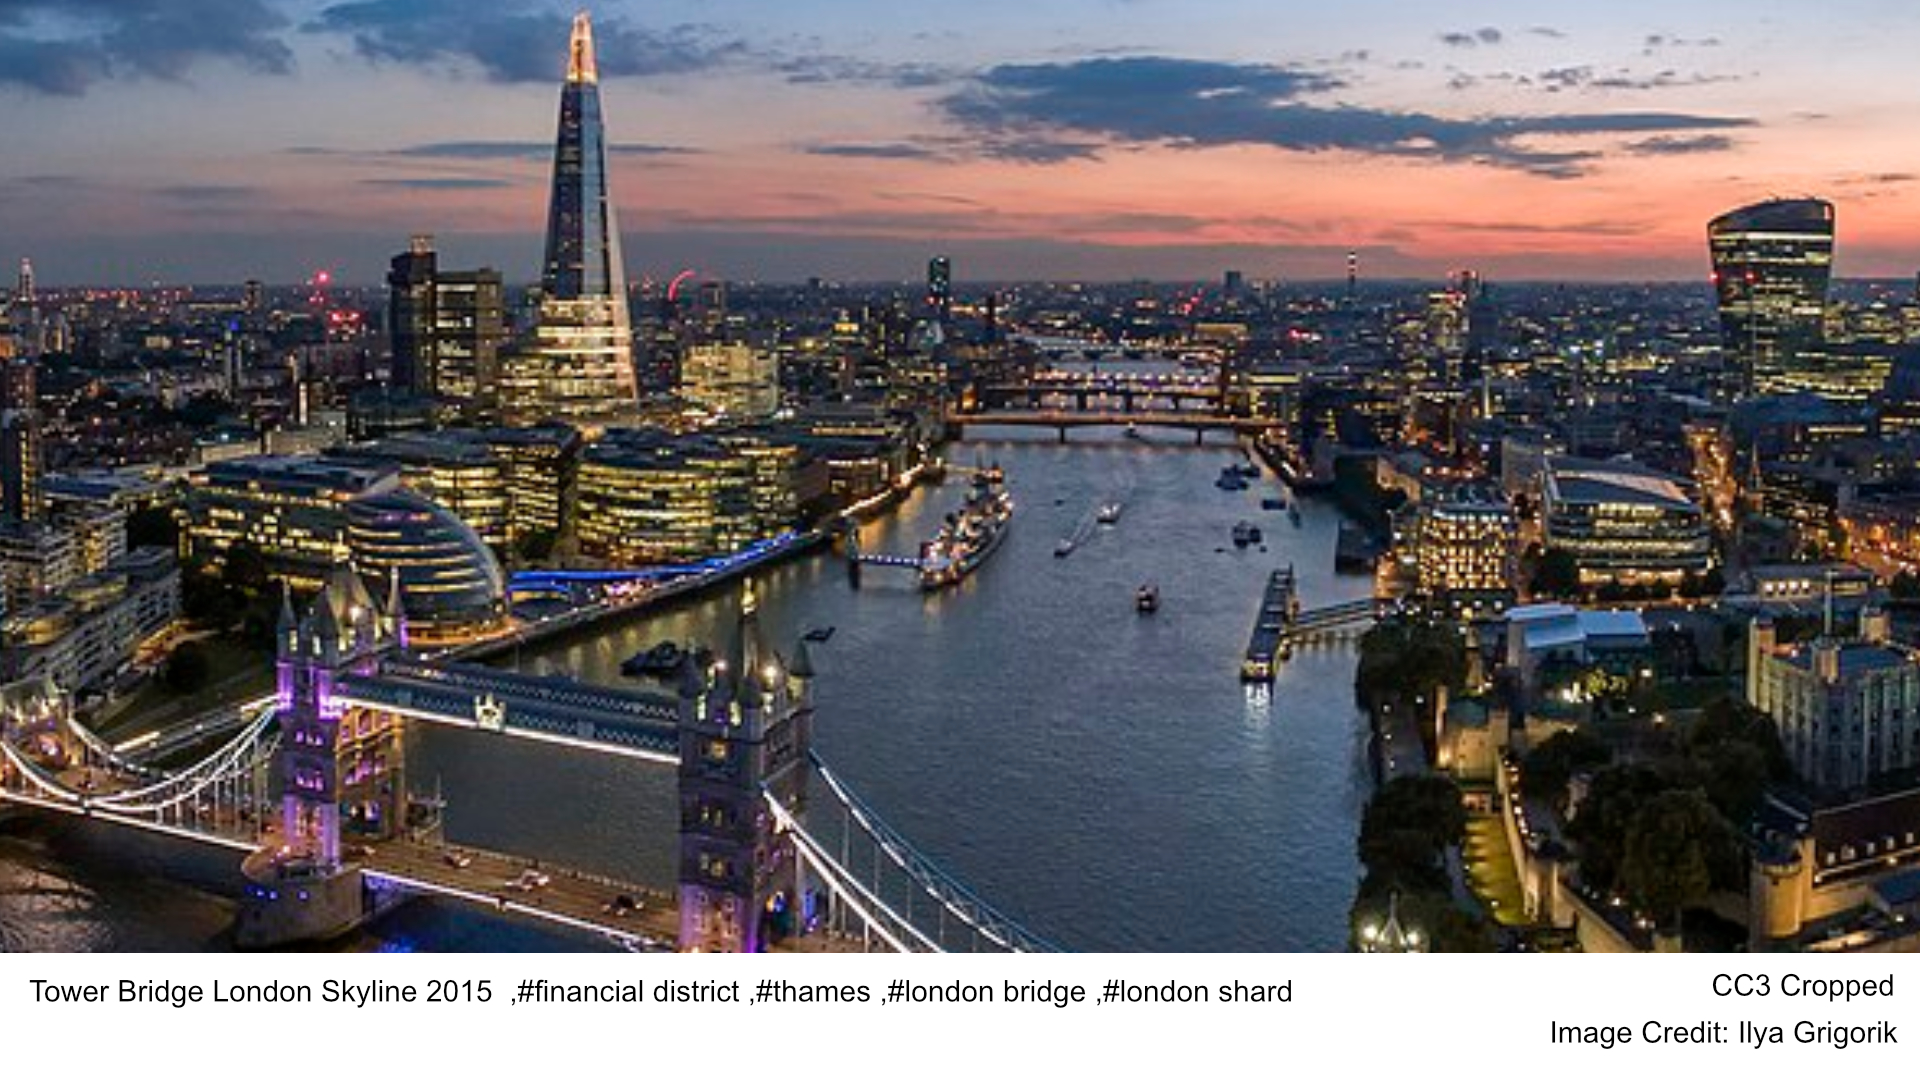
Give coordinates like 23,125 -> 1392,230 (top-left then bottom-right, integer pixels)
515,868 -> 551,889
443,851 -> 472,869
603,893 -> 641,917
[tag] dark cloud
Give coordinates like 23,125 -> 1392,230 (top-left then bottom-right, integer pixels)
307,0 -> 744,83
1834,172 -> 1918,187
973,135 -> 1104,164
1645,34 -> 1721,52
360,177 -> 517,190
0,0 -> 291,95
1536,65 -> 1741,93
805,143 -> 948,161
939,56 -> 1753,178
1440,28 -> 1503,48
152,184 -> 259,202
1409,218 -> 1651,237
1622,134 -> 1735,156
0,35 -> 103,96
775,55 -> 959,88
805,134 -> 1100,166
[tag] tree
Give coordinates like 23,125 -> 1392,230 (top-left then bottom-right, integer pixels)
1530,548 -> 1580,599
1692,739 -> 1770,823
1354,619 -> 1466,714
127,505 -> 180,551
1523,729 -> 1613,810
1622,789 -> 1725,933
220,542 -> 271,600
515,527 -> 558,565
1349,775 -> 1490,951
1356,774 -> 1467,890
1690,697 -> 1792,782
161,641 -> 211,694
1565,764 -> 1675,893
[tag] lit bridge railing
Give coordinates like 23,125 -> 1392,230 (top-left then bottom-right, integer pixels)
791,751 -> 1063,954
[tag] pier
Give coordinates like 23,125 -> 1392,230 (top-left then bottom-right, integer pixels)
1241,567 -> 1299,682
1240,570 -> 1388,681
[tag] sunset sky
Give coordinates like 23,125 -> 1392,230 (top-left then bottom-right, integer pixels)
4,0 -> 1920,285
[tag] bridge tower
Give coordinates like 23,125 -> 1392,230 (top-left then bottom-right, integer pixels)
676,581 -> 815,952
273,568 -> 401,868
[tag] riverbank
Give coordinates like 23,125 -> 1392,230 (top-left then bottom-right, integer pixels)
451,460 -> 947,664
449,530 -> 831,663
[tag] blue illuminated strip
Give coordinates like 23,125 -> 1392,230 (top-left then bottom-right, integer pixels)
507,531 -> 802,589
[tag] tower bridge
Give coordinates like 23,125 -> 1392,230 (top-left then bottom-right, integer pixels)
0,567 -> 1058,954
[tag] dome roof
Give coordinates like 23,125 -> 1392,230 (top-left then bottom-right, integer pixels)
346,488 -> 505,640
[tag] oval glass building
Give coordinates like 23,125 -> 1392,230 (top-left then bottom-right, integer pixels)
346,489 -> 507,645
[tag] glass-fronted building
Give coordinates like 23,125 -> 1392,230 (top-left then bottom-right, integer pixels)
346,489 -> 507,646
1709,198 -> 1836,398
185,456 -> 401,588
1541,457 -> 1710,585
515,12 -> 637,423
575,429 -> 797,566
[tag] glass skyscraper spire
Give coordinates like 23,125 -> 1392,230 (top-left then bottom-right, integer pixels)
515,11 -> 637,421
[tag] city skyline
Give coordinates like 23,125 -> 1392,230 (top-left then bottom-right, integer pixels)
2,1 -> 1920,284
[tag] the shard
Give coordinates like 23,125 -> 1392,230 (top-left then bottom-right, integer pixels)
518,11 -> 637,420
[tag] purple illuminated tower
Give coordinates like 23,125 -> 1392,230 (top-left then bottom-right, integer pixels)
675,583 -> 814,951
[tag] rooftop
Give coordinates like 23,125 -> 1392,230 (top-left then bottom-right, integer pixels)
1778,641 -> 1914,679
1544,456 -> 1696,512
200,454 -> 400,494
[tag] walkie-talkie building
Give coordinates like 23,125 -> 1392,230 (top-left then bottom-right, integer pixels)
1708,198 -> 1835,399
517,12 -> 637,422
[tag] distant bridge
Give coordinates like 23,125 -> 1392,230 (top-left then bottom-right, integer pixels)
950,410 -> 1278,443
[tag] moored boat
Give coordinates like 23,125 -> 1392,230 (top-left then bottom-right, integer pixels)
920,470 -> 1014,590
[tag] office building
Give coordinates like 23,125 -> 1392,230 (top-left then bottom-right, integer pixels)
575,429 -> 798,566
43,499 -> 126,576
681,342 -> 780,419
345,490 -> 507,646
0,351 -> 40,522
520,13 -> 638,422
0,519 -> 77,618
1541,457 -> 1710,584
387,235 -> 507,409
1414,484 -> 1517,618
927,256 -> 952,325
330,436 -> 509,550
453,425 -> 582,546
387,235 -> 436,394
0,547 -> 179,694
1709,199 -> 1836,398
184,456 -> 400,587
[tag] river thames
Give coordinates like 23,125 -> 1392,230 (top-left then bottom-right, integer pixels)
0,427 -> 1373,952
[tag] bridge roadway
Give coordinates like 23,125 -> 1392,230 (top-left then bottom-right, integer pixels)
358,838 -> 680,949
358,838 -> 869,952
